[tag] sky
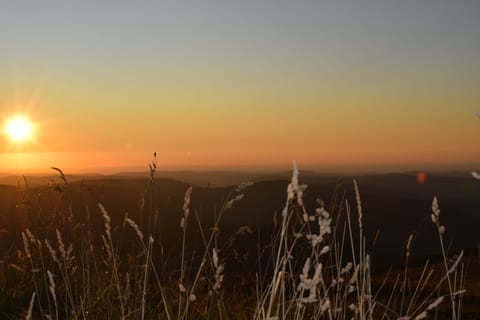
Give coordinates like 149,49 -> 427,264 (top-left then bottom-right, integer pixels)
0,1 -> 479,173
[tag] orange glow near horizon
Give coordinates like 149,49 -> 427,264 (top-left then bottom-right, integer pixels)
1,147 -> 479,175
1,85 -> 479,173
0,89 -> 479,173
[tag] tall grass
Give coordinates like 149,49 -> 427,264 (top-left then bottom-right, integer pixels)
0,159 -> 469,319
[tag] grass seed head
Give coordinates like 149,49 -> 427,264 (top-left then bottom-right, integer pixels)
22,232 -> 31,259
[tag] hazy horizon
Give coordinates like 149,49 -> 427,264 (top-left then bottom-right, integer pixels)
0,151 -> 478,176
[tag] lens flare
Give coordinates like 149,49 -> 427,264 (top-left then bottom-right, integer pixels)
417,172 -> 427,184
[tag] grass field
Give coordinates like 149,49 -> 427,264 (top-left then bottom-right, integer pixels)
0,161 -> 477,319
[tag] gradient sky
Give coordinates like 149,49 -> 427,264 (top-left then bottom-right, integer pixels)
1,1 -> 479,173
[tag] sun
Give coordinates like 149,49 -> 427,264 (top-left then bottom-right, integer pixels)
4,116 -> 34,142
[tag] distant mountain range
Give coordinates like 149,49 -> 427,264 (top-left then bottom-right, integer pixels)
0,171 -> 479,267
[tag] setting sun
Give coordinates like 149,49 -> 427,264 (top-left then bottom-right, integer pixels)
4,116 -> 33,142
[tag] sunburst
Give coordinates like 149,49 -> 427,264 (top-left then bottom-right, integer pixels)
4,116 -> 34,142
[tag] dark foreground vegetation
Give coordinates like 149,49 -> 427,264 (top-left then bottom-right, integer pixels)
0,161 -> 479,319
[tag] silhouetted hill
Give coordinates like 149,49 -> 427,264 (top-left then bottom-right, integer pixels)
1,172 -> 479,266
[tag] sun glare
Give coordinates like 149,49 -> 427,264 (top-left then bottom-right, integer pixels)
4,116 -> 34,142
